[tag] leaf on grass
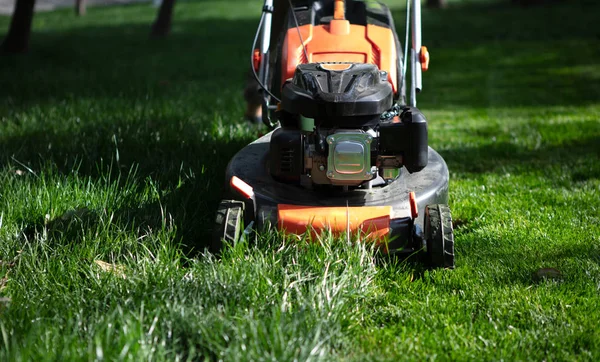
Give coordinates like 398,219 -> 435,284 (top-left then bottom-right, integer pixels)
94,260 -> 127,279
534,267 -> 562,281
0,277 -> 7,292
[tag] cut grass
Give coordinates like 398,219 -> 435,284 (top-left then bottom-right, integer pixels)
1,0 -> 600,360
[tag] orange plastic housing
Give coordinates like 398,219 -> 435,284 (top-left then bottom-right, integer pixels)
281,21 -> 399,94
277,204 -> 392,240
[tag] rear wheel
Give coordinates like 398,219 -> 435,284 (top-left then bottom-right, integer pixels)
211,200 -> 245,255
424,204 -> 455,269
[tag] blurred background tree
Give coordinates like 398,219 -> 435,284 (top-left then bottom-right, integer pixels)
1,0 -> 35,53
1,0 -> 176,53
151,0 -> 176,37
75,0 -> 87,15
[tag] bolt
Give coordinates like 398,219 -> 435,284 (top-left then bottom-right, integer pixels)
327,137 -> 334,144
327,171 -> 335,178
365,171 -> 371,177
319,165 -> 325,171
366,136 -> 372,144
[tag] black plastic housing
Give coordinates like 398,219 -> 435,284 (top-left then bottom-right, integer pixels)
286,0 -> 398,28
269,127 -> 303,183
281,63 -> 393,127
379,107 -> 428,173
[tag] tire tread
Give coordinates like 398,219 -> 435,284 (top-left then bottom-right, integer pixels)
425,204 -> 455,269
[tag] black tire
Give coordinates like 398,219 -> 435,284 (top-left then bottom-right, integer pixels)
424,204 -> 455,269
211,200 -> 245,255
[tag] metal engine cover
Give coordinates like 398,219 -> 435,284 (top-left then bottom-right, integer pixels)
326,131 -> 373,185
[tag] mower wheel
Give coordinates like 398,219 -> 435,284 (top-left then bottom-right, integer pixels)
211,200 -> 245,254
424,204 -> 455,269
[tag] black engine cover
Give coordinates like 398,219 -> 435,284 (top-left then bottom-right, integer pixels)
379,107 -> 429,173
281,63 -> 393,127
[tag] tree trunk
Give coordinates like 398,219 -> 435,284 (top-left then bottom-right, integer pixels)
150,0 -> 176,37
426,0 -> 447,8
75,0 -> 87,16
1,0 -> 36,54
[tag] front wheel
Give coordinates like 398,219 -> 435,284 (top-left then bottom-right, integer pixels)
424,204 -> 455,269
211,200 -> 245,255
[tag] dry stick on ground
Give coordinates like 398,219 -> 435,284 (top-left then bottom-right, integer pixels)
1,0 -> 36,53
150,0 -> 176,37
75,0 -> 87,16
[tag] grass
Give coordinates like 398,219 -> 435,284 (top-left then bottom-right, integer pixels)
1,0 -> 599,360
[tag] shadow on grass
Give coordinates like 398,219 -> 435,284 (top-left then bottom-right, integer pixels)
0,16 -> 262,253
12,129 -> 254,255
0,17 -> 257,109
443,121 -> 600,179
394,0 -> 600,109
459,234 -> 600,288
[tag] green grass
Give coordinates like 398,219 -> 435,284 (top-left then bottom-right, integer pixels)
1,0 -> 599,360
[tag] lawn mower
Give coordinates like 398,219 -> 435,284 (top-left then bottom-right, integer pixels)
212,0 -> 454,268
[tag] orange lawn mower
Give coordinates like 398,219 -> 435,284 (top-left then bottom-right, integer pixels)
212,0 -> 454,268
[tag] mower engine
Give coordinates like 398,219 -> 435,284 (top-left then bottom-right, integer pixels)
270,62 -> 429,188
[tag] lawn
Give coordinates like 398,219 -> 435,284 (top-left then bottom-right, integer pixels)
1,0 -> 599,360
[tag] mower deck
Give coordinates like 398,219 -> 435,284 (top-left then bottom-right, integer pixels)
223,130 -> 449,254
